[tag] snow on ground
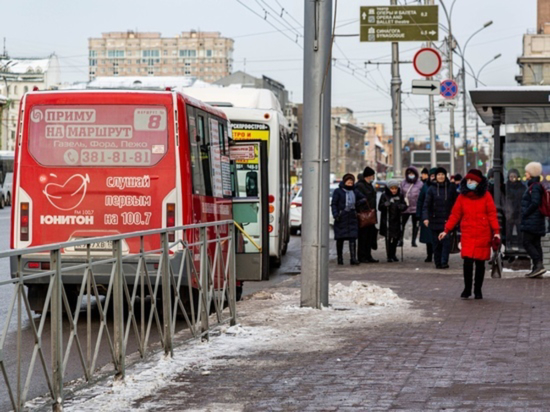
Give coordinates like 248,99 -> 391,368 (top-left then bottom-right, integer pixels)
30,281 -> 423,411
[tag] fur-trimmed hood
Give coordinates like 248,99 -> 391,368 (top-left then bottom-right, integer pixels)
460,176 -> 488,198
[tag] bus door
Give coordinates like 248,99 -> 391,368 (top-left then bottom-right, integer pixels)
231,141 -> 269,281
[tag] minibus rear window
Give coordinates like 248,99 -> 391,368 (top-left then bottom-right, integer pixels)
28,105 -> 169,167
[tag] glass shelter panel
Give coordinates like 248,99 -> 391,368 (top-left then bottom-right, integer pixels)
504,117 -> 550,252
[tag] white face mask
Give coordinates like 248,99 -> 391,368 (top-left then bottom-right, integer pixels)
408,174 -> 415,180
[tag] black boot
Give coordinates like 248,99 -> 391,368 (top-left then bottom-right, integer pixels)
337,239 -> 344,265
349,240 -> 360,265
473,260 -> 485,299
527,261 -> 546,278
425,243 -> 433,262
462,264 -> 473,299
412,224 -> 419,247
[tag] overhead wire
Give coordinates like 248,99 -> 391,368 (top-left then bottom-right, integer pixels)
257,0 -> 303,39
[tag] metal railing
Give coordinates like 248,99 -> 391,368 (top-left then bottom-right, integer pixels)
0,220 -> 237,411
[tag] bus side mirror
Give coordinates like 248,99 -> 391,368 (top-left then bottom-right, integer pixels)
292,141 -> 301,160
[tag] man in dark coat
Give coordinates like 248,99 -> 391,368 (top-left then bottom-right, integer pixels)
417,167 -> 436,262
355,166 -> 379,263
331,173 -> 366,265
505,168 -> 525,250
521,162 -> 547,278
422,167 -> 457,269
379,180 -> 407,262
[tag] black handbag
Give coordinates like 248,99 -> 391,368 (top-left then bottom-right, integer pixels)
448,229 -> 461,254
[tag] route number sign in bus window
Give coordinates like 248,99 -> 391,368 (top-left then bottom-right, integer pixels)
28,105 -> 168,167
231,122 -> 270,141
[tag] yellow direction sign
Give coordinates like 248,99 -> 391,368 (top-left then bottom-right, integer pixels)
360,6 -> 439,42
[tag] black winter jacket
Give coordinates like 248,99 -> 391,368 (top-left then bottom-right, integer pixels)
331,182 -> 366,240
521,177 -> 546,235
355,179 -> 377,213
422,179 -> 457,231
505,180 -> 525,221
378,188 -> 407,239
416,180 -> 433,244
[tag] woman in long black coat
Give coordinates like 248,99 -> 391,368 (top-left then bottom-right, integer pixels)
379,180 -> 407,262
331,173 -> 365,265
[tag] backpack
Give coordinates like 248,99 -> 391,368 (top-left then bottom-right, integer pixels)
530,183 -> 550,217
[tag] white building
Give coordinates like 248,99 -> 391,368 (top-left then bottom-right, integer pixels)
0,55 -> 61,150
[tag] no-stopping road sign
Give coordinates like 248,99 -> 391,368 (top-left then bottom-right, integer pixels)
413,48 -> 442,77
440,79 -> 459,99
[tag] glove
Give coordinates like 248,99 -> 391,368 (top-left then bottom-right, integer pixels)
384,201 -> 391,207
491,236 -> 501,251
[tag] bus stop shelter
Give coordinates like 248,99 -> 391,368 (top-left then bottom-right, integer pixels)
470,87 -> 550,260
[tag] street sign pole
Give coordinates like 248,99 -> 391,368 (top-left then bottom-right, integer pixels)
427,0 -> 437,168
301,0 -> 331,309
391,0 -> 402,178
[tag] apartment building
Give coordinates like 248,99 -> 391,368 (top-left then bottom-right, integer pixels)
88,31 -> 234,82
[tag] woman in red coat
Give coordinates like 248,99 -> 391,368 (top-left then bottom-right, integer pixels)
438,169 -> 500,299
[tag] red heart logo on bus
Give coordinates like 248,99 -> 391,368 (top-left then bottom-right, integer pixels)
43,173 -> 90,211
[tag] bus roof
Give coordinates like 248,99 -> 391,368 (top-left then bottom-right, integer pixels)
181,87 -> 282,112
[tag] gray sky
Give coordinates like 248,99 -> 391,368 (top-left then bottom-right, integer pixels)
1,0 -> 536,141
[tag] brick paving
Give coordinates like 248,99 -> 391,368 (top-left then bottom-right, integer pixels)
132,240 -> 550,411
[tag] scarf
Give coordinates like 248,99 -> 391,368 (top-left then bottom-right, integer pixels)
344,188 -> 356,212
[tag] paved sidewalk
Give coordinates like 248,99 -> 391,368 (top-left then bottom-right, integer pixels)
68,242 -> 550,411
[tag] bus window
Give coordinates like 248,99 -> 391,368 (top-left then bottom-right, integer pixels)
187,107 -> 205,195
197,113 -> 213,197
218,122 -> 226,155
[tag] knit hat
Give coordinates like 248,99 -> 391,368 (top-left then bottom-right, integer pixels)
357,173 -> 363,181
525,162 -> 543,178
454,173 -> 463,182
464,169 -> 483,184
435,167 -> 447,177
342,173 -> 355,184
429,167 -> 437,176
421,167 -> 429,175
363,166 -> 375,177
387,179 -> 400,189
487,168 -> 494,179
508,168 -> 520,177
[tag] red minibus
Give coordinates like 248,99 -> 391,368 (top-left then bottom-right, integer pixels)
10,90 -> 234,312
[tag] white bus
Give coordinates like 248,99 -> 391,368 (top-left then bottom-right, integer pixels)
183,87 -> 294,275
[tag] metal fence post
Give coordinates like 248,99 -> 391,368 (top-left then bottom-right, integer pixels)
161,232 -> 173,356
51,249 -> 63,411
199,226 -> 209,341
113,240 -> 125,379
229,223 -> 237,326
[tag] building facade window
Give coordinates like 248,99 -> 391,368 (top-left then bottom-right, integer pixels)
107,50 -> 125,58
142,50 -> 160,58
179,49 -> 197,57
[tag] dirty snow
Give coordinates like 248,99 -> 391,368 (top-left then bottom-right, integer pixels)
29,281 -> 421,411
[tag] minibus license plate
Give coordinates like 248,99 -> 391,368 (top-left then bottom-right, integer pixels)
74,241 -> 113,251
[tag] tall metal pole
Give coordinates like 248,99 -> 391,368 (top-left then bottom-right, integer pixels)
390,0 -> 402,178
427,0 -> 436,168
441,1 -> 456,174
462,55 -> 468,175
301,0 -> 332,308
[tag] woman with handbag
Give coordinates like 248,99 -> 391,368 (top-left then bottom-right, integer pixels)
379,180 -> 408,262
331,174 -> 366,265
355,167 -> 379,263
438,169 -> 500,299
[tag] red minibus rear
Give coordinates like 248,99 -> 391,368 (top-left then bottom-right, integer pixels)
10,90 -> 233,311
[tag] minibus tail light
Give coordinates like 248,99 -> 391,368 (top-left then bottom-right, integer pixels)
167,203 -> 176,242
20,203 -> 29,241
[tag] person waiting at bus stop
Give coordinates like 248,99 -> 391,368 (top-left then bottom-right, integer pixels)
379,180 -> 407,262
505,168 -> 525,250
438,169 -> 500,299
331,174 -> 366,265
355,167 -> 379,263
399,166 -> 423,248
417,167 -> 436,262
422,167 -> 457,269
521,162 -> 547,278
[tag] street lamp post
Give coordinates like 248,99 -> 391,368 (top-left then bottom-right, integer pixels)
457,20 -> 493,175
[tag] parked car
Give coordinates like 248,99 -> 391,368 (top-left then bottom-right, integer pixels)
289,183 -> 339,235
0,172 -> 12,209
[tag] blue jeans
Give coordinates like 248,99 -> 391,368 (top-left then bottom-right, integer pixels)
431,229 -> 450,266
